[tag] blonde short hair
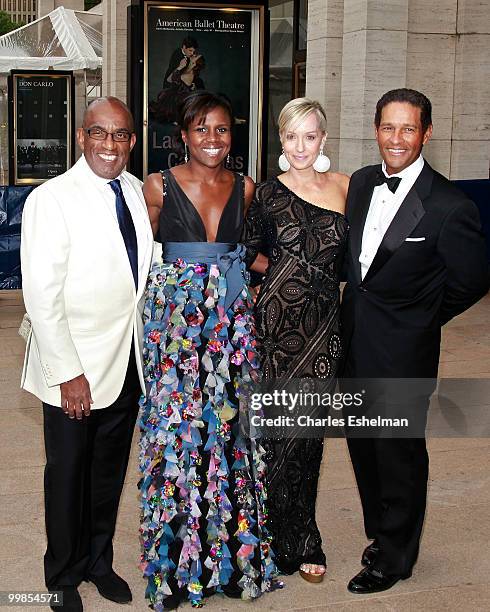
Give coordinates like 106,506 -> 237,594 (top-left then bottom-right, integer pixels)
278,97 -> 327,136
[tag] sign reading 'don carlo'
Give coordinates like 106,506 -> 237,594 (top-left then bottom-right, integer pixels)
144,2 -> 264,180
9,71 -> 74,186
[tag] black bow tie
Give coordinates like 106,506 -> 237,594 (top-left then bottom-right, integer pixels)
375,170 -> 402,193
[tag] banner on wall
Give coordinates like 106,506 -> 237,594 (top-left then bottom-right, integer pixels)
144,2 -> 265,179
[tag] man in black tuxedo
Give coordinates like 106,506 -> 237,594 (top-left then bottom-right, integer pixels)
162,36 -> 199,89
341,88 -> 489,594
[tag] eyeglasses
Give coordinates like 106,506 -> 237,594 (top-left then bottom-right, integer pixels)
84,128 -> 133,142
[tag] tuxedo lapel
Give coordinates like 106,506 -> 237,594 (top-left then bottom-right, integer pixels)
363,162 -> 433,284
349,167 -> 378,285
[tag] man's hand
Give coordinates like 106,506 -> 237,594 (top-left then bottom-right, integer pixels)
60,374 -> 93,420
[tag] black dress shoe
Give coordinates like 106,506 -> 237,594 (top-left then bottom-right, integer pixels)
361,541 -> 379,567
348,566 -> 411,594
49,586 -> 83,611
87,570 -> 132,604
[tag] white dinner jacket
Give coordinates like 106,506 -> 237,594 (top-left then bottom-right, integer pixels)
20,156 -> 154,409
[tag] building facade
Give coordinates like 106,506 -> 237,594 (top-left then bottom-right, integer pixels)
10,0 -> 483,182
0,0 -> 84,24
265,0 -> 490,180
306,0 -> 490,180
0,0 -> 37,24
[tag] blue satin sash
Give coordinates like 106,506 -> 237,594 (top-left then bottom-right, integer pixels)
163,242 -> 247,312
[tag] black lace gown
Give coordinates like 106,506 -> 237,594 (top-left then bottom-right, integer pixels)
242,177 -> 348,573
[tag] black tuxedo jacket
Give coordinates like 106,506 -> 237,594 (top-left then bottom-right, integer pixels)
341,161 -> 489,378
163,49 -> 186,88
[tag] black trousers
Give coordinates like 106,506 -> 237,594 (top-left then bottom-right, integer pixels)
341,344 -> 431,577
42,351 -> 140,588
346,434 -> 429,577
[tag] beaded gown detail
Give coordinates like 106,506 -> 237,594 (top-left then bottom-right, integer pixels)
242,177 -> 348,573
139,170 -> 278,611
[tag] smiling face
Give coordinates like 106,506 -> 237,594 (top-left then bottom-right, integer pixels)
281,111 -> 325,171
76,99 -> 136,180
181,105 -> 232,168
375,101 -> 432,175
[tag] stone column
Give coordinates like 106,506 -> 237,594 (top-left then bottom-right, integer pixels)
74,71 -> 88,160
102,0 -> 131,102
450,0 -> 490,179
338,0 -> 409,174
306,0 -> 344,170
308,0 -> 489,179
406,0 -> 457,177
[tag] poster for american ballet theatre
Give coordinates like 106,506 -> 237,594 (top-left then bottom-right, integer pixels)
144,3 -> 263,179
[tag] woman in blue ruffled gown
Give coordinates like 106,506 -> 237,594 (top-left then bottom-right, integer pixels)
138,91 -> 279,611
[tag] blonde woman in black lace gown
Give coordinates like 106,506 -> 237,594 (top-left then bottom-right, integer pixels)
242,98 -> 349,583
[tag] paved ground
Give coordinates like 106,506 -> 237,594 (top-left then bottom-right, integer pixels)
1,289 -> 489,611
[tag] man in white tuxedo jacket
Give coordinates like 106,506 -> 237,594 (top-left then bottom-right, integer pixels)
20,97 -> 153,612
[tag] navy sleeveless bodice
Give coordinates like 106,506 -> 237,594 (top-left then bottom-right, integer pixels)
157,169 -> 244,243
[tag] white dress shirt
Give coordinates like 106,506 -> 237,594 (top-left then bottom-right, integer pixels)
79,155 -> 141,229
77,155 -> 149,285
359,155 -> 425,279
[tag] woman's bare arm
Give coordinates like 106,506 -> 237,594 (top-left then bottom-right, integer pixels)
142,173 -> 164,237
243,175 -> 256,213
242,180 -> 269,276
250,252 -> 269,275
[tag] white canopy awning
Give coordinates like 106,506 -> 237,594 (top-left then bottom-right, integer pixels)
0,6 -> 102,72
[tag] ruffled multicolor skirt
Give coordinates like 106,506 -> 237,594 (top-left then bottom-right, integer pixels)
139,242 -> 279,611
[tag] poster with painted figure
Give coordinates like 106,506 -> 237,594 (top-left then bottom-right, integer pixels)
144,3 -> 264,179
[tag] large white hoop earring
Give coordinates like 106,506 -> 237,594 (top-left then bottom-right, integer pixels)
184,142 -> 189,163
313,148 -> 331,173
278,149 -> 290,172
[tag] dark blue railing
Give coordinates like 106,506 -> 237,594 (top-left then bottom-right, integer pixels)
0,185 -> 35,289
